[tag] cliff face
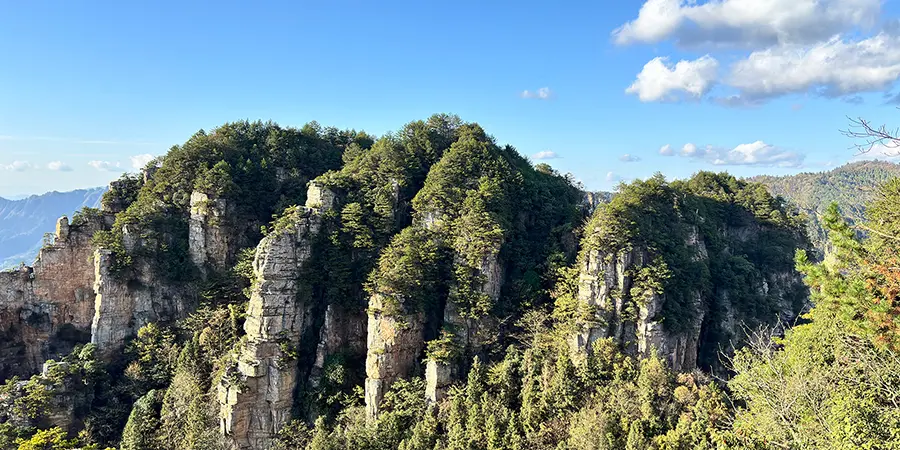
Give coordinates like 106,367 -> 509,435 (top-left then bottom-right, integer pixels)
568,176 -> 808,373
218,186 -> 328,450
90,249 -> 189,354
0,215 -> 106,379
0,118 -> 817,450
189,191 -> 234,273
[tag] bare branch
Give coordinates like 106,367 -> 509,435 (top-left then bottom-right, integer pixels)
841,115 -> 900,155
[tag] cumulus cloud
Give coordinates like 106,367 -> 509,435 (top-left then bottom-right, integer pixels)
851,143 -> 900,161
614,0 -> 880,49
726,33 -> 900,101
606,172 -> 622,182
532,150 -> 560,160
617,0 -> 900,104
521,87 -> 553,100
620,154 -> 642,162
626,56 -> 718,102
1,161 -> 35,171
88,161 -> 122,171
678,141 -> 804,167
681,143 -> 700,156
47,161 -> 73,172
130,153 -> 156,170
659,144 -> 674,156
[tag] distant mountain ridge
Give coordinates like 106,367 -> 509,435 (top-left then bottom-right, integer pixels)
0,187 -> 107,269
751,160 -> 900,252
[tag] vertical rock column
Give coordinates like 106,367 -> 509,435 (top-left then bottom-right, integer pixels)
364,294 -> 426,420
217,207 -> 320,450
189,191 -> 232,273
425,359 -> 453,404
90,249 -> 136,353
443,253 -> 504,356
569,248 -> 644,358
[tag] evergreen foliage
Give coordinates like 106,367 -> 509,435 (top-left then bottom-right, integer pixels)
93,120 -> 360,279
753,160 -> 900,254
8,115 -> 900,449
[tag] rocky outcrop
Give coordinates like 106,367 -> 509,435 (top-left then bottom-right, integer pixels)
0,215 -> 104,378
309,303 -> 366,389
365,294 -> 426,420
218,191 -> 326,450
90,247 -> 189,354
305,180 -> 338,210
444,253 -> 504,355
570,224 -> 803,373
582,191 -> 612,216
189,191 -> 233,273
425,359 -> 453,404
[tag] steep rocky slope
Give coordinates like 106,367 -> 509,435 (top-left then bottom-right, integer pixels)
0,212 -> 109,379
567,173 -> 808,373
0,117 -> 810,450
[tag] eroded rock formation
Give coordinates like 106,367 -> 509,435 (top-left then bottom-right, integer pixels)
309,303 -> 366,389
189,191 -> 233,273
364,294 -> 427,420
570,224 -> 804,373
0,215 -> 105,378
218,186 -> 329,450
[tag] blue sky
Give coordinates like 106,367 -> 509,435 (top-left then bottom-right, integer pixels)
2,0 -> 900,197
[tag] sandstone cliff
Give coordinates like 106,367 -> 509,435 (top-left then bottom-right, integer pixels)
218,185 -> 330,450
568,176 -> 808,373
0,214 -> 106,378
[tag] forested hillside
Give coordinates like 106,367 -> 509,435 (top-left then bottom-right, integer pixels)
1,115 -> 898,450
0,188 -> 106,269
752,160 -> 900,253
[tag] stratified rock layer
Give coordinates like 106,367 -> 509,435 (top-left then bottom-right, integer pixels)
218,189 -> 326,450
189,191 -> 234,273
364,294 -> 426,420
0,216 -> 104,378
90,248 -> 189,354
570,224 -> 803,373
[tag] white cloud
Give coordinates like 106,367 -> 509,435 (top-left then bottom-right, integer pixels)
851,143 -> 900,161
130,153 -> 156,170
620,154 -> 642,162
726,33 -> 900,101
681,143 -> 699,156
47,161 -> 73,172
626,56 -> 719,102
614,0 -> 880,49
678,141 -> 805,167
617,1 -> 900,104
88,161 -> 122,171
521,87 -> 553,100
532,150 -> 560,160
1,161 -> 35,171
606,171 -> 622,182
659,144 -> 674,156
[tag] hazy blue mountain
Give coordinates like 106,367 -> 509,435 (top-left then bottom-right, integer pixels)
0,187 -> 106,269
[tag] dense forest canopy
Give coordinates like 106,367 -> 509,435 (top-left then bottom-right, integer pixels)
752,160 -> 900,254
1,115 -> 899,450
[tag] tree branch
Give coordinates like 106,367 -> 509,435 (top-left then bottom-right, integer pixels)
841,115 -> 900,155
